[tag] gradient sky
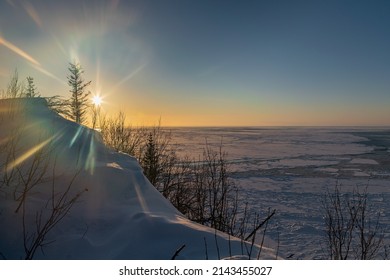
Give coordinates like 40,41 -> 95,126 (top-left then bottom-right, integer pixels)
1,0 -> 390,126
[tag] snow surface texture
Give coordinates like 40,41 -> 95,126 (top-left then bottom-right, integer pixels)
169,127 -> 390,259
0,98 -> 276,260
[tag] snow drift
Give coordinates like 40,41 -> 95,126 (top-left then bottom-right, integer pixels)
0,98 -> 276,259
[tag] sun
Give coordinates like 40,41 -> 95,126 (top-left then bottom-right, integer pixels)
92,95 -> 102,106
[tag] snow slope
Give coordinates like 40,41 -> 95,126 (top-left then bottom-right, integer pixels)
0,98 -> 276,260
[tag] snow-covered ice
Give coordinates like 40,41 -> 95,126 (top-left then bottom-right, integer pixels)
168,126 -> 390,259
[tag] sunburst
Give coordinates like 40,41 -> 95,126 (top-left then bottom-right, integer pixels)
92,95 -> 102,107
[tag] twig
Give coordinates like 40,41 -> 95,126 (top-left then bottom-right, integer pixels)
204,237 -> 209,260
214,228 -> 220,259
171,244 -> 186,260
245,209 -> 276,241
81,223 -> 89,239
228,234 -> 232,258
257,211 -> 271,260
275,230 -> 280,260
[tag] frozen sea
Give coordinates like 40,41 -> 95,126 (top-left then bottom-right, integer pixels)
167,127 -> 390,259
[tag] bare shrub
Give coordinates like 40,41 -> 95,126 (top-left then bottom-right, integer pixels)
0,100 -> 85,259
2,69 -> 24,98
22,161 -> 85,259
148,136 -> 275,242
323,185 -> 385,259
13,145 -> 51,213
146,140 -> 239,233
98,115 -> 275,250
99,112 -> 146,158
192,144 -> 239,234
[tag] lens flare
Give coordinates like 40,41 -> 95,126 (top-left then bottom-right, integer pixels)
6,133 -> 59,173
92,95 -> 102,106
22,1 -> 43,28
0,36 -> 40,66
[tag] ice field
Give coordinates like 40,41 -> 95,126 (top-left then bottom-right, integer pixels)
169,127 -> 390,259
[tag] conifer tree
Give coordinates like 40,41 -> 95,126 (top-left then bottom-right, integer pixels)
25,76 -> 39,98
67,62 -> 91,124
142,132 -> 159,185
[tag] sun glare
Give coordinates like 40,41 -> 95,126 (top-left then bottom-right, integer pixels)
92,95 -> 102,106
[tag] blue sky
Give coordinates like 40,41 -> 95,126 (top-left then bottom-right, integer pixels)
1,0 -> 389,126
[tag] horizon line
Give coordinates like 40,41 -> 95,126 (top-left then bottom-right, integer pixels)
152,125 -> 390,129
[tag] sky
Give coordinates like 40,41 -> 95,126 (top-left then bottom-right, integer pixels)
1,0 -> 390,126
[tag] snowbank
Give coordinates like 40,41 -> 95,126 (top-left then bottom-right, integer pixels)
0,98 -> 277,260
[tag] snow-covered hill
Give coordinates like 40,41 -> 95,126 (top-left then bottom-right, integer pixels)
0,98 -> 276,260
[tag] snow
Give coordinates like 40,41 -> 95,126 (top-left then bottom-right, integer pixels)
350,158 -> 378,165
0,98 -> 276,260
2,99 -> 389,260
168,126 -> 390,259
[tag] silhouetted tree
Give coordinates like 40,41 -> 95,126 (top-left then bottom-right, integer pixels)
142,132 -> 160,185
67,62 -> 91,124
323,186 -> 384,259
25,76 -> 39,98
4,69 -> 23,98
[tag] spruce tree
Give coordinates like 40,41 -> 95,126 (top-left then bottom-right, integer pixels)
67,62 -> 91,124
25,76 -> 39,98
142,132 -> 159,185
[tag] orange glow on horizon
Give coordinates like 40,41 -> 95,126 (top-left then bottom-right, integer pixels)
109,103 -> 390,128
